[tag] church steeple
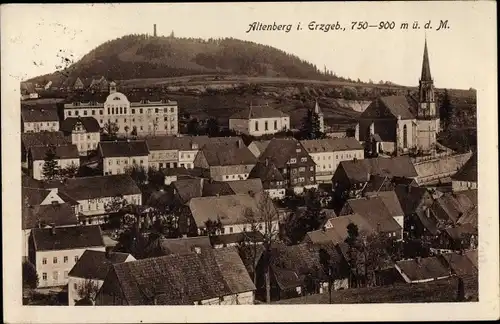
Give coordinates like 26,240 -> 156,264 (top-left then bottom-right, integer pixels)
420,38 -> 432,82
418,38 -> 436,115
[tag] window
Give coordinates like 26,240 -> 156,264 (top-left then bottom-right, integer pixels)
155,108 -> 159,113
68,111 -> 72,116
258,224 -> 263,230
108,160 -> 112,166
132,108 -> 135,114
117,160 -> 120,165
42,273 -> 47,281
301,157 -> 307,162
170,107 -> 175,113
225,175 -> 229,179
53,257 -> 57,264
403,124 -> 408,149
53,271 -> 58,281
120,107 -> 123,114
274,120 -> 278,130
74,256 -> 79,262
310,166 -> 314,171
296,148 -> 301,153
64,256 -> 68,263
100,109 -> 103,115
87,135 -> 91,140
74,283 -> 78,290
310,176 -> 314,181
140,159 -> 143,164
124,108 -> 127,114
264,121 -> 268,131
91,109 -> 96,115
84,110 -> 88,116
254,121 -> 259,131
140,108 -> 143,114
100,119 -> 103,124
229,227 -> 233,233
75,110 -> 79,116
107,108 -> 110,114
64,271 -> 68,279
289,158 -> 297,164
42,257 -> 47,265
299,167 -> 305,172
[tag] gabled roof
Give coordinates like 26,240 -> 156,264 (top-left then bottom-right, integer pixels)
394,184 -> 433,216
198,142 -> 257,166
22,131 -> 70,150
301,137 -> 363,153
259,138 -> 315,168
43,174 -> 141,201
414,152 -> 472,184
156,236 -> 213,256
22,202 -> 78,230
431,190 -> 477,224
172,178 -> 204,204
248,140 -> 271,157
21,105 -> 59,122
365,191 -> 404,217
248,160 -> 284,185
109,247 -> 255,305
361,96 -> 415,120
209,231 -> 265,246
451,152 -> 477,182
438,252 -> 477,277
444,223 -> 477,240
98,140 -> 149,157
344,197 -> 402,234
30,144 -> 79,161
396,257 -> 450,282
464,250 -> 478,269
32,225 -> 104,251
60,117 -> 100,133
230,105 -> 289,119
68,250 -> 132,280
308,213 -> 375,245
337,156 -> 418,184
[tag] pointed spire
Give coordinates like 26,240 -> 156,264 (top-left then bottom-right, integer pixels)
421,37 -> 432,81
314,99 -> 322,115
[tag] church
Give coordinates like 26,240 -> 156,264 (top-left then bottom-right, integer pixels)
358,39 -> 440,156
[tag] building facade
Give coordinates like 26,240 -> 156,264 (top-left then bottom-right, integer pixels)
229,104 -> 290,137
98,140 -> 150,175
28,144 -> 80,180
60,117 -> 101,156
21,105 -> 60,133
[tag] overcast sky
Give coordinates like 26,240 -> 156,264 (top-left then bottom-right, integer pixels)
1,2 -> 496,89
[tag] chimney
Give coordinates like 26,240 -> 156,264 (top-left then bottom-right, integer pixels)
153,24 -> 157,37
50,224 -> 56,235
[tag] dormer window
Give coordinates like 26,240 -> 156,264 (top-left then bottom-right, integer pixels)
290,158 -> 297,164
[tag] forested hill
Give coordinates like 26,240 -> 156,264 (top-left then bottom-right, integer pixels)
30,34 -> 347,84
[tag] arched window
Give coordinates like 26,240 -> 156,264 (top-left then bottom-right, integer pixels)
254,121 -> 259,131
403,124 -> 408,149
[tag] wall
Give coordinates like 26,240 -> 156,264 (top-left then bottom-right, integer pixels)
248,117 -> 289,136
32,158 -> 80,180
414,152 -> 472,185
310,149 -> 364,182
68,277 -> 104,306
149,149 -> 178,169
396,119 -> 417,152
178,149 -> 199,169
266,188 -> 286,200
71,131 -> 100,156
103,156 -> 149,175
452,180 -> 477,192
75,193 -> 142,218
24,121 -> 59,133
209,164 -> 255,182
36,246 -> 106,288
416,118 -> 440,152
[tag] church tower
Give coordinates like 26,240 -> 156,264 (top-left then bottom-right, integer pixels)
416,38 -> 440,152
314,100 -> 325,133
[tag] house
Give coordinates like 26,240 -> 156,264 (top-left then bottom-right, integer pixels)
193,140 -> 257,181
63,82 -> 179,136
258,138 -> 317,194
21,82 -> 39,100
255,242 -> 350,301
95,247 -> 256,305
451,152 -> 477,192
88,76 -> 109,92
229,104 -> 290,136
364,191 -> 405,232
28,144 -> 80,180
60,117 -> 101,156
413,151 -> 473,186
434,223 -> 478,252
339,196 -> 403,240
331,156 -> 418,201
395,256 -> 451,283
301,137 -> 364,182
186,193 -> 279,236
394,184 -> 435,237
358,40 -> 440,155
144,236 -> 213,257
161,167 -> 204,185
21,104 -> 59,133
43,174 -> 142,225
437,251 -> 478,277
248,160 -> 286,199
247,140 -> 271,158
98,140 -> 149,175
429,189 -> 477,228
305,213 -> 376,245
21,131 -> 70,166
67,250 -> 135,305
29,225 -> 105,288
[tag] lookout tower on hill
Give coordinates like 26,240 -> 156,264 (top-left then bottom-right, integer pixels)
153,24 -> 157,37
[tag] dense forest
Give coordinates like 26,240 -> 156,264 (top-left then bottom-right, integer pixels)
29,34 -> 348,84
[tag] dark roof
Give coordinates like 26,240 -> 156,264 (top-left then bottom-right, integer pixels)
30,144 -> 79,160
98,141 -> 149,157
421,39 -> 432,81
451,153 -> 477,182
365,191 -> 404,217
394,184 -> 433,216
158,236 -> 213,255
22,132 -> 70,150
457,205 -> 478,227
345,197 -> 402,234
209,231 -> 265,246
301,137 -> 363,153
431,190 -> 477,224
230,105 -> 288,119
444,223 -> 477,240
337,156 -> 418,184
145,136 -> 241,151
307,213 -> 375,245
248,140 -> 271,157
248,161 -> 284,185
60,117 -> 100,133
21,105 -> 59,122
172,178 -> 204,204
362,96 -> 415,120
68,250 -> 132,280
110,247 -> 255,305
161,167 -> 204,177
32,225 -> 104,251
43,174 -> 141,201
259,138 -> 315,168
22,202 -> 78,230
438,252 -> 477,277
396,257 -> 450,282
464,250 -> 478,269
198,142 -> 257,166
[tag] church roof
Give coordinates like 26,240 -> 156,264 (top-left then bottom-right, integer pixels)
379,96 -> 415,120
421,38 -> 432,81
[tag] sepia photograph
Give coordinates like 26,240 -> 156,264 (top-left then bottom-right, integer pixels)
2,2 -> 498,323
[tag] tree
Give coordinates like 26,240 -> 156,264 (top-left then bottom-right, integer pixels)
147,165 -> 165,189
125,164 -> 148,186
75,278 -> 100,305
22,261 -> 39,289
103,120 -> 119,138
187,118 -> 201,135
206,117 -> 220,137
131,126 -> 138,137
243,191 -> 279,303
204,218 -> 223,236
124,125 -> 130,137
42,145 -> 60,180
60,162 -> 79,179
299,108 -> 322,140
283,190 -> 325,244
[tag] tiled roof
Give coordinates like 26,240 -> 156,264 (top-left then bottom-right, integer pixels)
173,178 -> 204,204
32,225 -> 104,251
444,223 -> 477,240
362,96 -> 415,120
230,105 -> 288,119
464,250 -> 478,269
22,132 -> 70,150
21,105 -> 59,122
248,140 -> 271,157
457,205 -> 478,227
438,252 -> 477,277
431,190 -> 477,225
60,117 -> 100,133
198,142 -> 257,166
226,179 -> 263,196
394,184 -> 433,216
22,202 -> 78,230
161,167 -> 204,177
414,152 -> 472,184
209,231 -> 265,246
22,173 -> 44,188
301,138 -> 363,153
146,136 -> 241,151
248,161 -> 285,184
68,250 -> 132,280
43,174 -> 141,201
30,144 -> 79,160
259,138 -> 315,168
188,193 -> 276,227
451,152 -> 477,182
157,236 -> 213,255
338,156 -> 418,184
98,140 -> 149,157
110,247 -> 255,305
344,197 -> 402,234
396,257 -> 450,282
365,191 -> 404,217
308,213 -> 375,245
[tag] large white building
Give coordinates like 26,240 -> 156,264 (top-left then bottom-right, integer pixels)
301,137 -> 364,182
63,82 -> 179,137
98,140 -> 150,176
60,117 -> 101,156
229,104 -> 290,137
21,105 -> 60,133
